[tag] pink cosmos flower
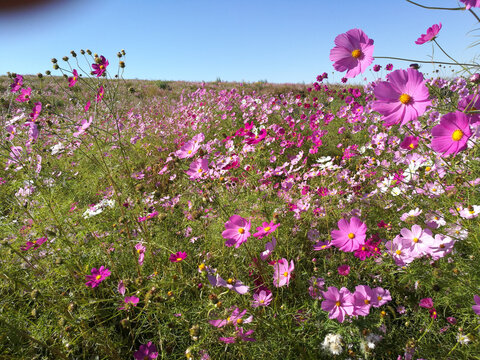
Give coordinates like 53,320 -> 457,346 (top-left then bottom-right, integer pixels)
68,69 -> 79,87
169,251 -> 187,263
460,0 -> 480,9
73,116 -> 93,137
329,29 -> 374,78
473,295 -> 480,315
386,237 -> 416,267
308,277 -> 325,300
337,265 -> 350,276
252,290 -> 272,307
29,102 -> 42,121
208,273 -> 249,294
419,298 -> 434,309
176,139 -> 201,159
118,280 -> 126,295
431,111 -> 472,156
135,243 -> 146,265
186,158 -> 209,180
10,74 -> 23,92
16,87 -> 32,102
372,68 -> 431,127
209,308 -> 253,328
134,342 -> 158,360
371,287 -> 392,307
219,326 -> 256,343
222,215 -> 251,248
399,224 -> 434,256
273,258 -> 294,287
119,296 -> 139,310
96,85 -> 104,103
415,23 -> 442,45
245,129 -> 267,145
253,221 -> 280,239
321,286 -> 354,323
92,55 -> 109,77
21,236 -> 47,251
85,266 -> 111,288
458,94 -> 480,124
400,136 -> 419,150
352,285 -> 374,316
331,217 -> 367,252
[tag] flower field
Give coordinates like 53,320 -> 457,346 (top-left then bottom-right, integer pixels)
1,4 -> 480,359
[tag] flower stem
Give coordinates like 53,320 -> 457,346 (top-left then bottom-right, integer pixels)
417,318 -> 434,343
374,56 -> 476,67
433,39 -> 472,75
405,0 -> 465,11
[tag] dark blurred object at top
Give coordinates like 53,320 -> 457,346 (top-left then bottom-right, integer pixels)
0,0 -> 66,12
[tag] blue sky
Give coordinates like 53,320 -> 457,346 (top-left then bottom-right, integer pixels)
0,0 -> 478,84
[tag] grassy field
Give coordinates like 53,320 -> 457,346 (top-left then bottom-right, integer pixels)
0,53 -> 479,360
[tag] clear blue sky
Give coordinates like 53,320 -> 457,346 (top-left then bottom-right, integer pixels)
0,0 -> 478,84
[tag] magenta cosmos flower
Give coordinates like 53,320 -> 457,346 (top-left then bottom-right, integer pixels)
222,215 -> 251,248
273,258 -> 294,287
85,266 -> 111,288
331,217 -> 367,252
134,342 -> 158,360
16,87 -> 31,103
253,221 -> 280,239
415,23 -> 442,45
10,74 -> 23,92
329,28 -> 374,78
321,286 -> 354,323
400,135 -> 419,150
92,55 -> 109,77
372,68 -> 431,127
431,111 -> 472,156
460,0 -> 480,9
135,243 -> 146,265
186,158 -> 209,180
169,251 -> 187,263
68,69 -> 79,87
473,295 -> 480,315
21,236 -> 47,251
119,296 -> 139,310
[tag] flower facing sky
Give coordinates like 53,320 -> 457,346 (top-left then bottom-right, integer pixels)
92,55 -> 109,77
222,215 -> 251,248
321,286 -> 354,323
331,217 -> 367,252
372,68 -> 431,127
85,266 -> 111,288
329,28 -> 374,78
415,23 -> 442,45
431,111 -> 472,156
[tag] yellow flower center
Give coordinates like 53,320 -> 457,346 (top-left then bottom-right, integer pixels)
198,263 -> 205,271
399,93 -> 412,105
348,233 -> 355,239
413,237 -> 419,243
137,249 -> 141,253
197,168 -> 203,173
238,228 -> 245,234
260,299 -> 265,303
409,143 -> 415,149
335,301 -> 341,307
188,150 -> 192,154
264,226 -> 271,232
227,278 -> 234,284
176,257 -> 183,262
364,299 -> 370,305
396,250 -> 402,255
425,166 -> 431,171
236,319 -> 243,324
95,275 -> 102,280
377,296 -> 383,301
283,271 -> 288,277
99,65 -> 105,70
351,49 -> 362,58
451,129 -> 463,141
361,246 -> 366,251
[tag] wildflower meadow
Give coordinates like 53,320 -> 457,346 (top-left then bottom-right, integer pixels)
1,1 -> 480,359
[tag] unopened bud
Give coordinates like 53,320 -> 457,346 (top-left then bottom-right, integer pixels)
51,58 -> 57,64
62,56 -> 69,62
70,50 -> 77,57
119,61 -> 125,68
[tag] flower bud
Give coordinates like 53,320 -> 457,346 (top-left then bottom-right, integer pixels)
86,49 -> 92,55
37,73 -> 43,78
53,64 -> 59,70
51,58 -> 57,64
45,70 -> 51,75
70,50 -> 77,57
119,61 -> 125,68
62,56 -> 69,62
80,49 -> 85,55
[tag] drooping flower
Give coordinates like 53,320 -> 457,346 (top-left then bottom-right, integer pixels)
119,296 -> 139,310
331,217 -> 367,252
10,74 -> 23,92
68,69 -> 79,87
431,111 -> 472,156
251,290 -> 272,307
329,29 -> 374,78
85,266 -> 111,288
169,251 -> 187,263
134,342 -> 158,360
222,215 -> 251,248
260,236 -> 276,261
135,243 -> 146,265
419,298 -> 434,309
415,23 -> 442,45
372,68 -> 431,127
92,55 -> 109,77
321,286 -> 354,323
273,258 -> 294,287
95,85 -> 105,103
253,221 -> 280,239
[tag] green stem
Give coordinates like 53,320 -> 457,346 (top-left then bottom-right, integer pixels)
405,0 -> 465,11
433,39 -> 472,75
417,318 -> 434,343
374,56 -> 476,67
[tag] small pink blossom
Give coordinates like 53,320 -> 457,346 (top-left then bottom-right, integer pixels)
222,215 -> 251,248
415,23 -> 442,45
321,286 -> 354,323
273,258 -> 294,287
85,266 -> 111,288
169,251 -> 187,263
